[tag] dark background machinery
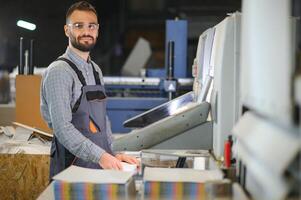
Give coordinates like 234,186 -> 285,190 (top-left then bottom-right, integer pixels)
0,0 -> 242,74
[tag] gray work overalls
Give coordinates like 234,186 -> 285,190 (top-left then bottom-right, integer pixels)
49,57 -> 113,179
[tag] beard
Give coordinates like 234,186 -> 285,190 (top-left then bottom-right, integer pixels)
70,33 -> 96,52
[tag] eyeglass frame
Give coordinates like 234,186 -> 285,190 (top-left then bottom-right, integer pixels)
67,22 -> 99,31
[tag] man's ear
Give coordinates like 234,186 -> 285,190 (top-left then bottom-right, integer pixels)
64,25 -> 69,37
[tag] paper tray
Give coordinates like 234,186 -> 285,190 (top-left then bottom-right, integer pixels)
123,91 -> 194,128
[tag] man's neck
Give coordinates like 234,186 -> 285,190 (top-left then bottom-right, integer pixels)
69,45 -> 90,62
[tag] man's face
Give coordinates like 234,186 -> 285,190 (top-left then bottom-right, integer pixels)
65,10 -> 99,52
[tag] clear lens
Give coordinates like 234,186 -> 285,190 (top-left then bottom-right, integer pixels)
68,23 -> 99,31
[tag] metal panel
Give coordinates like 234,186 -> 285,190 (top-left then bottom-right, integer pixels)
113,101 -> 210,151
211,13 -> 241,157
232,112 -> 300,200
121,38 -> 151,76
240,0 -> 294,125
151,121 -> 212,150
104,76 -> 160,86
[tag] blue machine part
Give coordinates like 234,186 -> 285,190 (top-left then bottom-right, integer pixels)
165,20 -> 188,78
107,97 -> 167,133
105,84 -> 164,98
146,69 -> 166,78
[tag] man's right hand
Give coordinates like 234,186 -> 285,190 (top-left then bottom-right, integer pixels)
99,152 -> 122,170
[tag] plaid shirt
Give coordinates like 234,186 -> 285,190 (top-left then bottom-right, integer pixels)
40,47 -> 113,164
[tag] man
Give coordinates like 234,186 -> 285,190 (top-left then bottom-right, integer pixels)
41,1 -> 139,179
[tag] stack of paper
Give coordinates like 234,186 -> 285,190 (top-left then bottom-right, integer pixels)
143,167 -> 223,199
53,166 -> 136,200
121,162 -> 137,173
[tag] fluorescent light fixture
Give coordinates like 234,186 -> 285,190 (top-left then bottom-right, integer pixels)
17,20 -> 36,31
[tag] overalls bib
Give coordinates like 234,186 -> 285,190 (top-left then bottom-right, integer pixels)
49,57 -> 113,179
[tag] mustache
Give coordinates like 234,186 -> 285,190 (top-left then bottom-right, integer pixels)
78,35 -> 94,40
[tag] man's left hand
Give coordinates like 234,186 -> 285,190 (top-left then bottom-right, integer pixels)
115,153 -> 140,167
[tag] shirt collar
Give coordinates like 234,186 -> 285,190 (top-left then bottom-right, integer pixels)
65,47 -> 91,67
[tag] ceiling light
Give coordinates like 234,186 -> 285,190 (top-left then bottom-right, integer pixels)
17,20 -> 36,31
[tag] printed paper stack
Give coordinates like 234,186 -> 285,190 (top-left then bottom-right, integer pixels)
143,167 -> 223,199
52,165 -> 136,200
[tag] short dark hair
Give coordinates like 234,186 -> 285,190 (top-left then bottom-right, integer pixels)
66,1 -> 98,23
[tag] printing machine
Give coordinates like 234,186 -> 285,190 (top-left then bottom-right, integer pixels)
113,12 -> 241,153
113,0 -> 301,199
105,20 -> 193,133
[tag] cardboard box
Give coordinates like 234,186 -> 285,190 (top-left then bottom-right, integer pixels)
15,75 -> 51,133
